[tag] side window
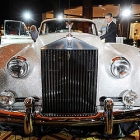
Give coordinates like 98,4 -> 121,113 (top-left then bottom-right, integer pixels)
5,24 -> 10,35
20,23 -> 29,36
92,24 -> 97,35
5,22 -> 19,35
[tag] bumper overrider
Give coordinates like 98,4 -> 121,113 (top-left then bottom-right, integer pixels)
0,97 -> 140,136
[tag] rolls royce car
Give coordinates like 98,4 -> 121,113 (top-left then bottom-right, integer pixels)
0,20 -> 32,45
0,18 -> 140,138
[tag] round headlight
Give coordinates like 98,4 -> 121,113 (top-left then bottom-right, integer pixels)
111,57 -> 131,78
0,90 -> 15,106
7,56 -> 29,78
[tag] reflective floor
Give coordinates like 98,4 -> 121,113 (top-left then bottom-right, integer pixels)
0,130 -> 138,140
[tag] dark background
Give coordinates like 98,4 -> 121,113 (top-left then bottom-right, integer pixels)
0,0 -> 140,28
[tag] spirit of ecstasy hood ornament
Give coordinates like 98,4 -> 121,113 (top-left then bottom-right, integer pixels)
66,21 -> 73,37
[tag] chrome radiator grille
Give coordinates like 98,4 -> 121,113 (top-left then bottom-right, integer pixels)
41,48 -> 98,116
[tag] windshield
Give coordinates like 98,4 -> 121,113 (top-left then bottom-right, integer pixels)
39,19 -> 97,35
4,21 -> 30,36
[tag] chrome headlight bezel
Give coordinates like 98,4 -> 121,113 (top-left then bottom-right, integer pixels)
7,56 -> 29,78
110,57 -> 131,78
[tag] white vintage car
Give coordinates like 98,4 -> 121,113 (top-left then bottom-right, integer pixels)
0,18 -> 140,138
0,20 -> 32,45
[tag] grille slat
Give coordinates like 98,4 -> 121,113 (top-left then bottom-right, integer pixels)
41,43 -> 98,116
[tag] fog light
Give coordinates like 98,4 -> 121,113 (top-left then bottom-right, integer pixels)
0,90 -> 15,106
121,90 -> 138,107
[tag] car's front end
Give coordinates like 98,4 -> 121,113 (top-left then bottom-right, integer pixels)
0,18 -> 140,138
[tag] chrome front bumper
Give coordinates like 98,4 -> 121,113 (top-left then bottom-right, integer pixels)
0,98 -> 140,135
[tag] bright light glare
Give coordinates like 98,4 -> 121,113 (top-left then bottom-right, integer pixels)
25,13 -> 30,19
121,9 -> 131,17
57,14 -> 63,20
23,12 -> 32,20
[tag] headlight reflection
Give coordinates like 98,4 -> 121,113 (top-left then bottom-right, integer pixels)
7,56 -> 29,78
111,57 -> 131,78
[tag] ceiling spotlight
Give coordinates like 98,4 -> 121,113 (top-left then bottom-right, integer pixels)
57,13 -> 63,20
121,8 -> 131,18
23,11 -> 32,20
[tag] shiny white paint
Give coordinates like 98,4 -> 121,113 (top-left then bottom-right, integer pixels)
0,18 -> 140,110
1,35 -> 32,45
